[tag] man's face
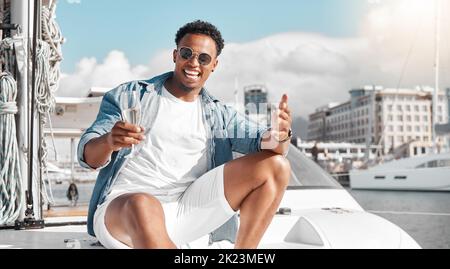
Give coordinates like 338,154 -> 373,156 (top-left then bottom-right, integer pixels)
173,33 -> 218,92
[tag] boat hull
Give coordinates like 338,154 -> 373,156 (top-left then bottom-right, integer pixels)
350,167 -> 450,191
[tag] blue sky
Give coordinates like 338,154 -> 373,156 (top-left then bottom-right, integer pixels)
57,0 -> 370,73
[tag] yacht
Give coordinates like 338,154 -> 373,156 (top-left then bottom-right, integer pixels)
349,153 -> 450,191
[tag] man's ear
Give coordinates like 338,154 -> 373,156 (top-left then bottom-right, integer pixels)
172,49 -> 177,63
212,59 -> 219,72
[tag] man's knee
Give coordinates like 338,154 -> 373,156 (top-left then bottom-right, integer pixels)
266,154 -> 291,188
123,193 -> 163,219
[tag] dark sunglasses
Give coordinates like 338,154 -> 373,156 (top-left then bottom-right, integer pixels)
178,47 -> 212,66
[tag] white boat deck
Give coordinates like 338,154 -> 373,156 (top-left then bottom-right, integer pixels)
0,217 -> 102,249
0,216 -> 235,249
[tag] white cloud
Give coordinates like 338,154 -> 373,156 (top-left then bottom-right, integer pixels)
58,0 -> 450,118
58,50 -> 150,97
66,0 -> 81,4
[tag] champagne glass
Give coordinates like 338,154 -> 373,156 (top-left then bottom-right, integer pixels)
120,85 -> 142,158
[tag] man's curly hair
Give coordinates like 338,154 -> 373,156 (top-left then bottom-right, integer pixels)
175,20 -> 225,57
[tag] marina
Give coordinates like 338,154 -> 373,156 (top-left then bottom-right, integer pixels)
1,0 -> 449,249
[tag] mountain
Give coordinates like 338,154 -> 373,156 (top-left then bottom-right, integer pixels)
291,116 -> 308,140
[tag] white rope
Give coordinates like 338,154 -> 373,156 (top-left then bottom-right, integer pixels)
35,1 -> 65,207
0,1 -> 64,218
0,72 -> 23,225
41,2 -> 64,95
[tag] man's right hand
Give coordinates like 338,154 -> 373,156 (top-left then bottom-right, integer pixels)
106,121 -> 146,152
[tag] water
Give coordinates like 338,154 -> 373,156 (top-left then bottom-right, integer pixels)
345,187 -> 450,249
47,182 -> 450,249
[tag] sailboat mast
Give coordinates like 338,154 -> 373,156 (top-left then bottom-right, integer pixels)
432,0 -> 441,153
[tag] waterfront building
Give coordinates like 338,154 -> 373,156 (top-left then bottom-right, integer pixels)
307,86 -> 449,156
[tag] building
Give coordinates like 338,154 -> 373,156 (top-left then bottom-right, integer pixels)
307,86 -> 449,156
307,103 -> 338,143
296,139 -> 382,162
243,85 -> 272,127
447,88 -> 450,120
244,85 -> 268,108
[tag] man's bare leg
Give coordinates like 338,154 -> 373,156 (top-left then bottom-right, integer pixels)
224,151 -> 291,249
104,193 -> 177,249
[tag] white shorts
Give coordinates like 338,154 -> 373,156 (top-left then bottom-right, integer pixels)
93,164 -> 236,249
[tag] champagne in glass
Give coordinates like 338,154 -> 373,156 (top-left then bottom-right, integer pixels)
120,86 -> 142,158
122,107 -> 141,126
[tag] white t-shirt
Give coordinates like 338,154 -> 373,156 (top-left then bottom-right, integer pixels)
109,86 -> 209,203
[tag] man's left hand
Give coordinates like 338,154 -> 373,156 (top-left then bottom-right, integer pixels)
274,94 -> 292,142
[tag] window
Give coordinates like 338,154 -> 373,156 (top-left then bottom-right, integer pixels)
416,159 -> 450,168
388,125 -> 394,132
415,126 -> 420,132
398,126 -> 404,132
422,105 -> 428,112
397,115 -> 403,121
388,105 -> 393,111
423,115 -> 428,121
438,106 -> 443,112
407,126 -> 412,132
388,115 -> 393,121
397,105 -> 403,111
414,105 -> 419,112
406,105 -> 411,111
439,116 -> 443,122
415,115 -> 420,121
406,115 -> 412,122
398,136 -> 404,143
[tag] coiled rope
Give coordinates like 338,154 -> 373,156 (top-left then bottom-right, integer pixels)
35,1 -> 64,207
0,72 -> 23,225
0,1 -> 64,219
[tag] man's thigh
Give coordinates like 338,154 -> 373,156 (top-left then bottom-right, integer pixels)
104,192 -> 166,247
223,151 -> 283,211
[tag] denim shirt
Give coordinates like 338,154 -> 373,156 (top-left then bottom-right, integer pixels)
77,72 -> 268,244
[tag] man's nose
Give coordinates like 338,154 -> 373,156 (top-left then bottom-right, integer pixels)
187,55 -> 200,67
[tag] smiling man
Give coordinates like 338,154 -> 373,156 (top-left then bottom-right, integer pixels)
78,20 -> 292,249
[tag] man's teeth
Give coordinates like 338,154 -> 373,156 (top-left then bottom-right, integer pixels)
184,70 -> 200,77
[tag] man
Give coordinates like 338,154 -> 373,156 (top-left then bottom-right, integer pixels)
78,20 -> 292,249
311,142 -> 319,163
66,182 -> 79,207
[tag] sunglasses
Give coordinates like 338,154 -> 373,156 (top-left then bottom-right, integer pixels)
178,47 -> 212,66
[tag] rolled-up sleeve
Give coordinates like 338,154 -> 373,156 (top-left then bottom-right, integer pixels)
223,105 -> 269,154
77,87 -> 122,170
